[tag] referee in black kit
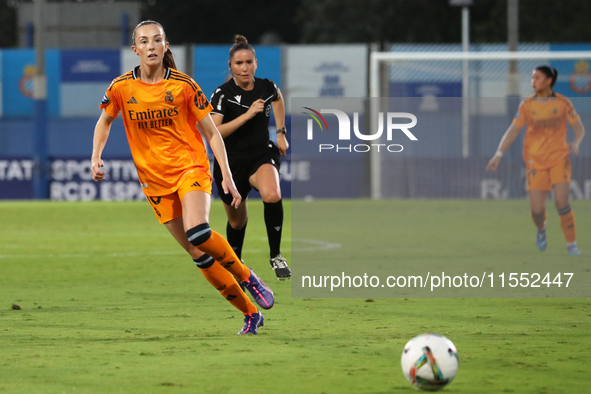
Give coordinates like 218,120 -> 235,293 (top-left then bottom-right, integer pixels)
210,35 -> 291,280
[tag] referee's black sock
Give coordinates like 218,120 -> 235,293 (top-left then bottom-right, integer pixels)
226,221 -> 247,260
264,200 -> 283,258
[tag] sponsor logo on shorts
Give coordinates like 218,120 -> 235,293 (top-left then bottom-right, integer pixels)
149,196 -> 161,205
191,181 -> 201,187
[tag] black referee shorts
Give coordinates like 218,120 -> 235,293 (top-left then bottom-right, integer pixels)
213,140 -> 281,206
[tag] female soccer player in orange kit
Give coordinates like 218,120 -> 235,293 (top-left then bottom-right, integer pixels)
91,20 -> 274,335
487,66 -> 585,256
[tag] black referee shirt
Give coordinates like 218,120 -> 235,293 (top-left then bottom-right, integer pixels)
210,77 -> 280,155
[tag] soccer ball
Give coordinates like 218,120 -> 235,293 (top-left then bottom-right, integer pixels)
400,333 -> 459,391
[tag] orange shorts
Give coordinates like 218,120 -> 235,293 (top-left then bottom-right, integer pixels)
526,156 -> 571,192
145,167 -> 212,224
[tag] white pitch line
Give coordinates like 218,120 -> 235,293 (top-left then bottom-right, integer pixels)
290,238 -> 342,252
0,238 -> 341,259
0,230 -> 170,238
0,250 -> 186,260
254,237 -> 342,252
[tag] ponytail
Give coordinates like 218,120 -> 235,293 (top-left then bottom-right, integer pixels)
535,65 -> 558,88
229,34 -> 256,60
163,48 -> 177,70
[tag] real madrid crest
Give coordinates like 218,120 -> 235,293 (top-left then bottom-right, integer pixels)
569,60 -> 591,95
165,90 -> 174,103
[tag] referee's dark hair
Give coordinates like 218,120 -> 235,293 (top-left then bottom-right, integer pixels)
229,35 -> 256,60
535,65 -> 558,88
132,20 -> 177,70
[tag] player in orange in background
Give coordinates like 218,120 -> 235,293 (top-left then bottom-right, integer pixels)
90,20 -> 274,335
487,66 -> 585,256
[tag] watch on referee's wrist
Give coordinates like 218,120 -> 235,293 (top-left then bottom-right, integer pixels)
276,127 -> 287,135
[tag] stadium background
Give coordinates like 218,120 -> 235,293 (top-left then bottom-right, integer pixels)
1,2 -> 591,393
2,0 -> 591,201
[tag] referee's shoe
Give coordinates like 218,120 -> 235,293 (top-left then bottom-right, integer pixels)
270,255 -> 291,280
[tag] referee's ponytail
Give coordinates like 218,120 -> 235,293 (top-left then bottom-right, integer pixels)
229,35 -> 256,60
132,20 -> 177,70
535,65 -> 558,88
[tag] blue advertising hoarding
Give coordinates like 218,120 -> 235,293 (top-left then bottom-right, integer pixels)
0,156 -> 293,201
0,158 -> 35,199
0,49 -> 35,116
194,45 -> 282,99
60,50 -> 121,82
550,44 -> 591,99
60,50 -> 121,117
4,156 -> 591,201
0,49 -> 60,117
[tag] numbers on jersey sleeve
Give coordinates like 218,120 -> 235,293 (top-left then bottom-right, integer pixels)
194,90 -> 210,110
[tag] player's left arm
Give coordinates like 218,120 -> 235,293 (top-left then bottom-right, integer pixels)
272,89 -> 289,157
566,99 -> 585,156
570,118 -> 585,156
197,114 -> 242,208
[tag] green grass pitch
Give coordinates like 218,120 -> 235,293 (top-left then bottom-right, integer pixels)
0,199 -> 589,393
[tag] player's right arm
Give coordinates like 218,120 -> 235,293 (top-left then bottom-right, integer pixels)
198,114 -> 242,208
486,100 -> 526,172
211,100 -> 265,138
564,98 -> 585,156
209,88 -> 264,138
569,118 -> 585,156
486,123 -> 522,171
91,109 -> 116,182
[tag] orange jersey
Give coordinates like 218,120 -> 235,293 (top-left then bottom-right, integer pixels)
512,93 -> 580,169
100,67 -> 213,196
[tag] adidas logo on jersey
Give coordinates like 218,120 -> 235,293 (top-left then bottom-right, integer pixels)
191,181 -> 201,187
127,97 -> 138,104
234,95 -> 241,103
